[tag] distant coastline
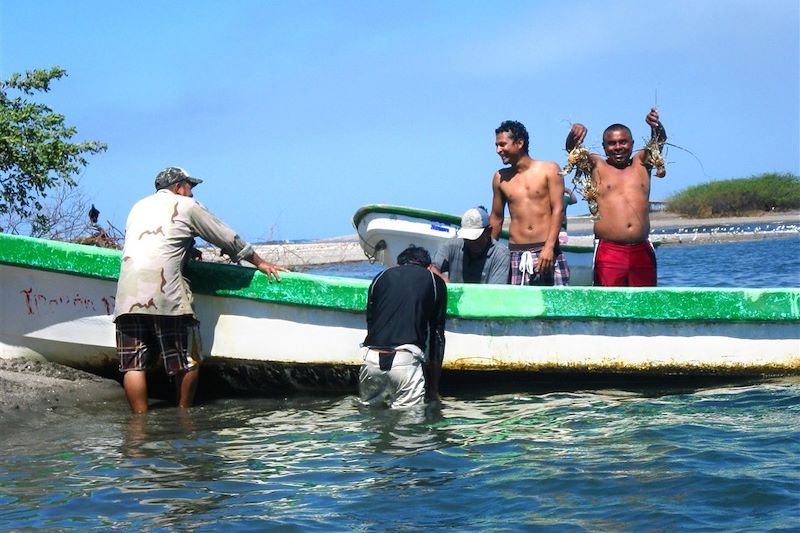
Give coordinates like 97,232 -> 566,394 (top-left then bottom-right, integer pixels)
566,210 -> 800,245
567,209 -> 800,234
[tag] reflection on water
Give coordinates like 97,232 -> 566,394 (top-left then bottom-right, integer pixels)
1,380 -> 799,530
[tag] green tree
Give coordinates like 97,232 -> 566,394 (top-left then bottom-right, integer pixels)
0,67 -> 106,234
665,172 -> 800,217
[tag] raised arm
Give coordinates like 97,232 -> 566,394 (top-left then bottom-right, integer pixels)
564,123 -> 600,175
640,107 -> 668,176
566,123 -> 588,151
646,107 -> 667,146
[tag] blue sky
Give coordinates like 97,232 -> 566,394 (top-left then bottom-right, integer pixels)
2,0 -> 798,242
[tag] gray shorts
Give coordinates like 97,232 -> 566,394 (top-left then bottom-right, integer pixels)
358,348 -> 425,408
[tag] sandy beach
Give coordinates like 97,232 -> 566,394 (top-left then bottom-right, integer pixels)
0,359 -> 123,421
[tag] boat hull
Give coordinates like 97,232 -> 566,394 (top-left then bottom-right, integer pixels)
1,234 -> 798,395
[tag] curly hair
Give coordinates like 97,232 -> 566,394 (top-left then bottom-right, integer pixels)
495,120 -> 529,154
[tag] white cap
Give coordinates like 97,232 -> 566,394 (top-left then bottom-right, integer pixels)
457,206 -> 490,240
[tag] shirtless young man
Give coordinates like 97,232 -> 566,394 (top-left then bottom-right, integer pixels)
565,107 -> 667,287
490,120 -> 569,286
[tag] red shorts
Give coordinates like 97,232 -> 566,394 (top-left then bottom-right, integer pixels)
593,240 -> 657,287
116,314 -> 202,375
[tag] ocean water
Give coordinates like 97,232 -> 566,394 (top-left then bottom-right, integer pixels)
1,235 -> 799,531
656,234 -> 800,288
309,234 -> 800,288
2,383 -> 799,531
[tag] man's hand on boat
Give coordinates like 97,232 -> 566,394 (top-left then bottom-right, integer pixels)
250,253 -> 288,282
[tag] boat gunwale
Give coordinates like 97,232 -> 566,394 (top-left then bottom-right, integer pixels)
1,233 -> 798,323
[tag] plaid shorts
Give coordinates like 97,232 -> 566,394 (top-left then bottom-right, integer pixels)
509,243 -> 570,286
116,314 -> 202,376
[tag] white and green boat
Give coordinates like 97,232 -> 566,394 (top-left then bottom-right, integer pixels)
353,204 -> 596,285
1,233 -> 798,396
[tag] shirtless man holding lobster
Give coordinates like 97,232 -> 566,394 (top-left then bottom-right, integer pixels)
565,107 -> 667,286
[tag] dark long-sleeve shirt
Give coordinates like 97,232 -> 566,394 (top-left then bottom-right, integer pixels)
362,264 -> 447,363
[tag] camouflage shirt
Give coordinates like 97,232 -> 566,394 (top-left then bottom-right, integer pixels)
113,189 -> 254,320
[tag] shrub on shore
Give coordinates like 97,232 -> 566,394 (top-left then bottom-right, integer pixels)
665,172 -> 800,218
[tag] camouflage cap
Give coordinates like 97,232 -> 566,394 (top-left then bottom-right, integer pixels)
154,167 -> 203,191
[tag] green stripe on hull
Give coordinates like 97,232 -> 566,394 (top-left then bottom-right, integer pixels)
0,233 -> 122,279
352,204 -> 462,228
0,233 -> 368,312
187,260 -> 368,312
1,233 -> 798,322
447,284 -> 800,321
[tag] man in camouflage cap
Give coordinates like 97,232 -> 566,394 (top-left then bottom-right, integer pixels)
153,166 -> 204,190
114,166 -> 286,413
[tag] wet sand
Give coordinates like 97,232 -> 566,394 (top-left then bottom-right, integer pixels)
0,359 -> 123,421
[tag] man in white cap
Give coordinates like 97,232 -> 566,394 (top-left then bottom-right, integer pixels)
431,206 -> 510,284
114,166 -> 286,413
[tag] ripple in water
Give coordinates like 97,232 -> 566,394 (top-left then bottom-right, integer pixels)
1,380 -> 798,531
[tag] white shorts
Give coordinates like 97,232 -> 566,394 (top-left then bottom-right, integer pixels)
358,348 -> 426,409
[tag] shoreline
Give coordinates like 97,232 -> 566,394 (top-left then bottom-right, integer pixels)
567,210 -> 800,246
0,359 -> 123,421
567,210 -> 800,234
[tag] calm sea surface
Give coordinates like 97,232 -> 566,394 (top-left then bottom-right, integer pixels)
1,235 -> 799,531
309,233 -> 800,288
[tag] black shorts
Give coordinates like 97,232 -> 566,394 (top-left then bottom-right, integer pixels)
116,314 -> 202,375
